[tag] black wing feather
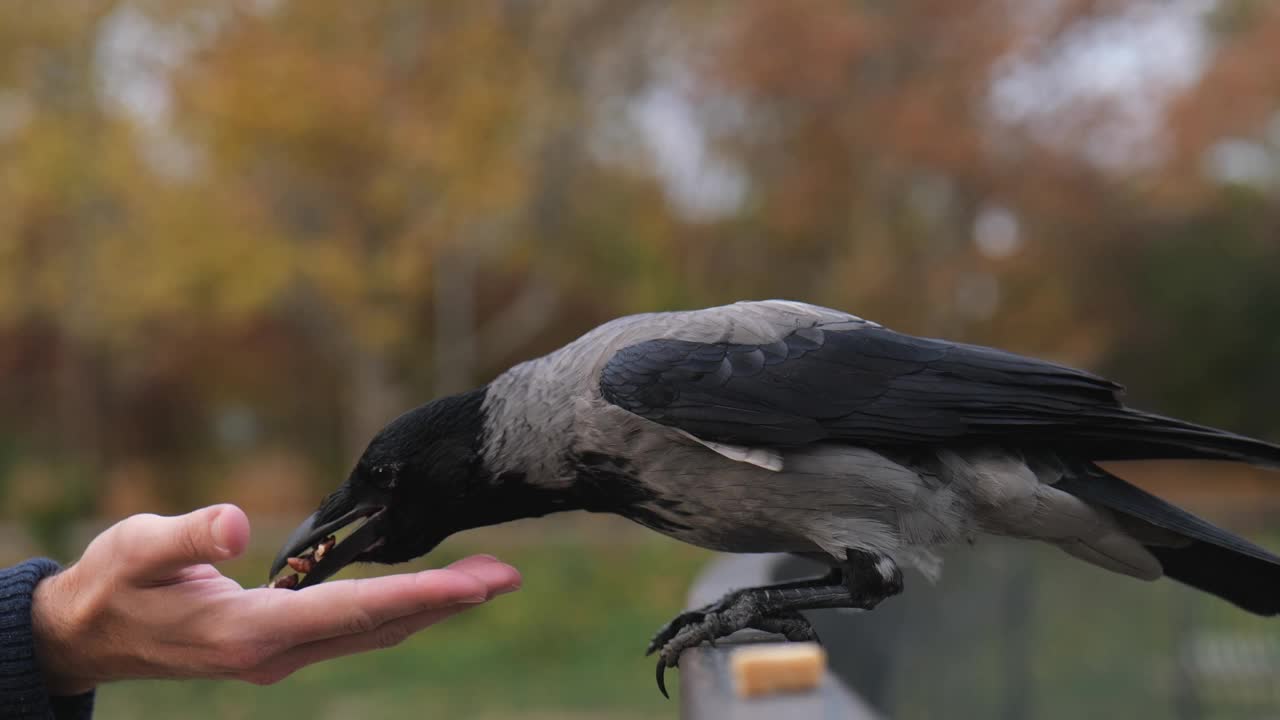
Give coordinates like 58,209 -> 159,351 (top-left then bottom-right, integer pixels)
600,325 -> 1280,466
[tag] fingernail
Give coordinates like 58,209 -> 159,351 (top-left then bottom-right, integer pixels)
460,594 -> 489,604
494,582 -> 521,596
211,510 -> 230,556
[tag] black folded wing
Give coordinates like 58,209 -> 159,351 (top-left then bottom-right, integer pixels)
599,324 -> 1280,466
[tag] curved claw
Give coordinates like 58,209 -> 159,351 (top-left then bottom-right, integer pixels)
647,610 -> 702,656
645,636 -> 660,657
656,657 -> 670,699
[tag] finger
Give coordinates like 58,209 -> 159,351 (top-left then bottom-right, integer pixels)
118,504 -> 250,581
245,603 -> 477,684
445,555 -> 522,597
243,564 -> 500,648
444,554 -> 500,572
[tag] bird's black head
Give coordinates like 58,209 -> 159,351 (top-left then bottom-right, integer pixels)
269,387 -> 490,588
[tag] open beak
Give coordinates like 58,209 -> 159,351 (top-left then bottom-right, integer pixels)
269,498 -> 389,589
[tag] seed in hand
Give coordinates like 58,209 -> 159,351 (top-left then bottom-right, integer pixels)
314,536 -> 336,561
268,574 -> 300,590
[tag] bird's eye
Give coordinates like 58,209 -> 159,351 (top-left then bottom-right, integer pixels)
369,465 -> 397,489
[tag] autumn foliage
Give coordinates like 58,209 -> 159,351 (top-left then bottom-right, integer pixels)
1,1 -> 1278,536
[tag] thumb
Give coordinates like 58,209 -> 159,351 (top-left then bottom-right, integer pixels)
118,504 -> 251,581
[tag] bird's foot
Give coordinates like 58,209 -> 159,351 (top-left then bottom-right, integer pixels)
647,599 -> 818,698
645,572 -> 838,657
644,555 -> 900,697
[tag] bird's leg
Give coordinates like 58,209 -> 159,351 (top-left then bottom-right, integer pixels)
648,550 -> 903,698
748,610 -> 822,641
645,567 -> 843,655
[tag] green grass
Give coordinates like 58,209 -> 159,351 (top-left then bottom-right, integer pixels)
93,521 -> 713,720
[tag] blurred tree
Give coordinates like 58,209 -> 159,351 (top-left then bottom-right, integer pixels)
683,0 -> 1280,432
0,0 -> 132,539
0,0 -> 1277,521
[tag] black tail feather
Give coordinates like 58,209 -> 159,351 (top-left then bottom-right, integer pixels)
1150,542 -> 1280,616
1057,462 -> 1280,616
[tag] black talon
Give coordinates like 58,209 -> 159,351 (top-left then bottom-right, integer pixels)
647,609 -> 704,655
645,630 -> 666,656
656,657 -> 670,699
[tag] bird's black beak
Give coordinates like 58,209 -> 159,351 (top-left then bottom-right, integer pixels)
269,495 -> 389,589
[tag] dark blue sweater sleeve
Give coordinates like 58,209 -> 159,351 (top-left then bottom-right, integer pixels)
0,559 -> 95,720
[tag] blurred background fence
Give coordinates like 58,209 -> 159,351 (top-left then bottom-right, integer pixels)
2,1 -> 1280,717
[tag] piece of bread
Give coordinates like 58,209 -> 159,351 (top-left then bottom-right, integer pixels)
730,642 -> 826,698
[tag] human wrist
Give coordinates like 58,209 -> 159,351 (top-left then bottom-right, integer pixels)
31,566 -> 99,696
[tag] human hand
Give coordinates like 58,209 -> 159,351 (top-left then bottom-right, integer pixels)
30,504 -> 520,695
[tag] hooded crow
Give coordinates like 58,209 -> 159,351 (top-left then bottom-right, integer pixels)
270,300 -> 1280,696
